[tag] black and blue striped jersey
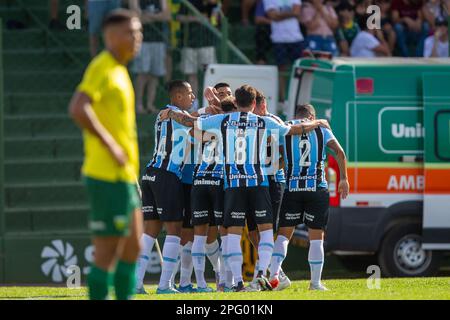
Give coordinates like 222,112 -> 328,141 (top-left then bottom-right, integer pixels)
197,112 -> 290,189
262,113 -> 286,184
147,105 -> 192,179
283,119 -> 336,192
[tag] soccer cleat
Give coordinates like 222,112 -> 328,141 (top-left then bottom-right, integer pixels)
256,275 -> 273,291
269,276 -> 279,290
178,284 -> 198,293
135,286 -> 148,295
156,287 -> 180,294
275,273 -> 291,291
196,286 -> 215,293
249,279 -> 262,291
233,282 -> 252,292
223,285 -> 235,292
309,282 -> 329,291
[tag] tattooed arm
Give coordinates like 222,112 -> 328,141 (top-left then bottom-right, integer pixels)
287,119 -> 331,135
159,108 -> 199,128
327,138 -> 349,199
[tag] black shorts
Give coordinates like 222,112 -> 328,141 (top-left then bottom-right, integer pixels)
191,179 -> 224,227
142,166 -> 184,222
247,178 -> 285,233
182,183 -> 193,229
279,188 -> 330,230
224,186 -> 273,228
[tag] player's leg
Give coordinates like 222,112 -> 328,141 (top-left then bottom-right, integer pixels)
151,169 -> 184,294
115,208 -> 143,300
305,188 -> 330,291
205,224 -> 220,287
90,237 -> 120,300
84,177 -> 135,300
136,167 -> 162,293
178,183 -> 195,293
246,214 -> 260,287
212,185 -> 229,291
158,221 -> 182,293
269,190 -> 303,290
223,188 -> 247,291
192,224 -> 210,290
179,227 -> 195,292
252,187 -> 275,290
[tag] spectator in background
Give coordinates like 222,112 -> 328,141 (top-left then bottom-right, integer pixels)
178,0 -> 218,111
391,0 -> 429,57
424,17 -> 449,56
49,0 -> 64,29
88,0 -> 122,57
255,0 -> 272,64
354,0 -> 372,22
375,0 -> 397,53
242,0 -> 257,25
264,0 -> 303,102
335,1 -> 360,56
350,14 -> 391,57
422,0 -> 449,30
300,0 -> 339,56
130,0 -> 170,114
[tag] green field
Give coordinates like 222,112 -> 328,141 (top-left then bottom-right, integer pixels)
1,277 -> 450,300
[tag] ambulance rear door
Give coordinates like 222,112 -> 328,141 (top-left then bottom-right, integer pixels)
422,73 -> 450,250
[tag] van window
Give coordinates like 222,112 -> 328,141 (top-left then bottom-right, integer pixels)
435,110 -> 450,161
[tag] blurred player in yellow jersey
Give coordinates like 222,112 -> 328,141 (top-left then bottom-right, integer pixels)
68,9 -> 143,300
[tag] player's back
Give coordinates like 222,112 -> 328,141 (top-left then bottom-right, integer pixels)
284,119 -> 335,191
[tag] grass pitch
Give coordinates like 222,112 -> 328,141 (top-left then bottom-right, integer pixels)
1,277 -> 450,300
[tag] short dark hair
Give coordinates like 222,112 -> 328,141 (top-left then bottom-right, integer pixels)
255,90 -> 265,107
235,85 -> 256,108
220,96 -> 237,112
336,0 -> 354,13
167,80 -> 190,97
357,14 -> 371,31
295,104 -> 316,119
102,9 -> 138,31
214,82 -> 231,90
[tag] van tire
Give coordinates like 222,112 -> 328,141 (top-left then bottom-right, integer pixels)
378,223 -> 441,277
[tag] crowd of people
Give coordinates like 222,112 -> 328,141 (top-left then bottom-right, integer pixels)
42,0 -> 449,109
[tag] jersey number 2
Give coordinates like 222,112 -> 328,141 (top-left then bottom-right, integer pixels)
299,140 -> 311,167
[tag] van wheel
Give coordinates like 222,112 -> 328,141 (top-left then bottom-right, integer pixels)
338,255 -> 378,273
378,224 -> 441,277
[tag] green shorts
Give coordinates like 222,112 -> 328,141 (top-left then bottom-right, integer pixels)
84,176 -> 141,237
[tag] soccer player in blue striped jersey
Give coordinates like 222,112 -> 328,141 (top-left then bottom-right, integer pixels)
135,80 -> 195,295
247,89 -> 291,291
190,97 -> 237,293
159,85 -> 330,292
269,104 -> 349,291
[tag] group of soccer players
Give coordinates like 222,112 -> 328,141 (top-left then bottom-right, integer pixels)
70,9 -> 349,300
135,80 -> 349,294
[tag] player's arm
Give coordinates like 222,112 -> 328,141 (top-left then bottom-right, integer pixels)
159,108 -> 199,128
287,119 -> 331,135
68,91 -> 127,166
326,138 -> 349,199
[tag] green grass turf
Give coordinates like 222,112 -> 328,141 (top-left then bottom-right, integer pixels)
1,277 -> 450,300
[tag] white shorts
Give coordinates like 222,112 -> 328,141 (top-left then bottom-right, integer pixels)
180,46 -> 217,75
131,42 -> 166,77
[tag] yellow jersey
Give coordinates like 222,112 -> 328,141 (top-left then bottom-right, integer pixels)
77,51 -> 139,183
